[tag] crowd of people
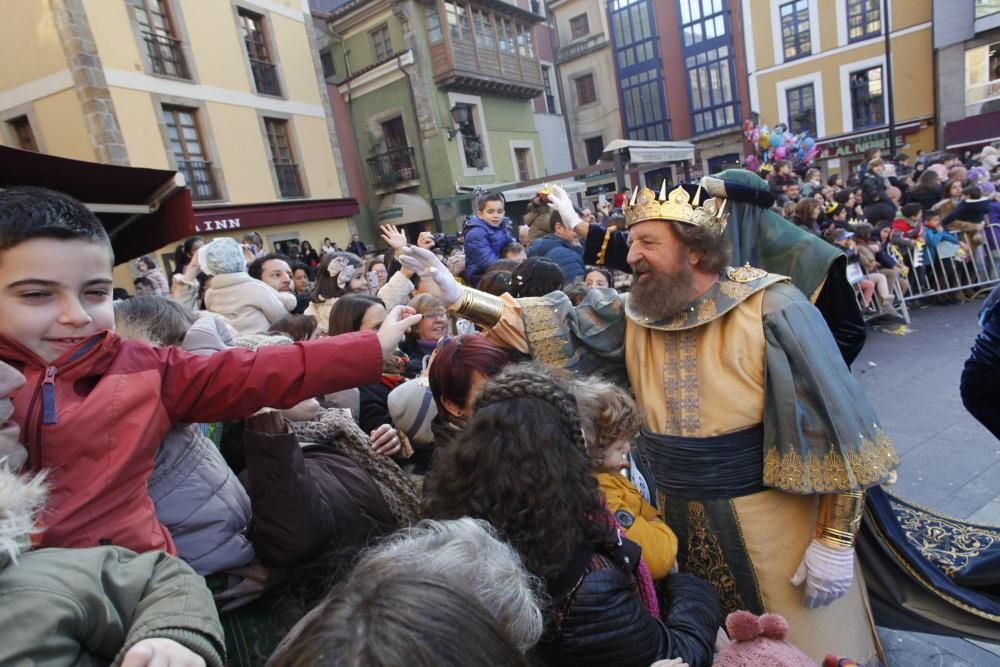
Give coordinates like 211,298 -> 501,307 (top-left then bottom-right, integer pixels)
760,145 -> 1000,316
1,140 -> 997,665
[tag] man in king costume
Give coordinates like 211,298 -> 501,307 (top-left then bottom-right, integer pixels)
400,180 -> 899,663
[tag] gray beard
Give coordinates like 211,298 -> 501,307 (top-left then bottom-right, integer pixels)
629,266 -> 696,322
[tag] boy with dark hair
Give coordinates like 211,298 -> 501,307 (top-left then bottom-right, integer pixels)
463,192 -> 513,286
0,187 -> 420,555
132,276 -> 155,297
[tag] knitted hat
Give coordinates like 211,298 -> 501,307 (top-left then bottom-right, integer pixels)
388,377 -> 437,445
713,611 -> 814,667
198,238 -> 246,276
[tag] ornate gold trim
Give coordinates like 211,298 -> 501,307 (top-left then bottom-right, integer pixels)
596,225 -> 617,266
454,287 -> 504,328
521,297 -> 572,369
816,491 -> 865,549
662,329 -> 700,437
763,430 -> 900,493
727,263 -> 769,283
893,503 -> 1000,578
685,500 -> 746,615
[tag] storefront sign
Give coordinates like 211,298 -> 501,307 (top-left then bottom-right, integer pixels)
197,217 -> 241,232
377,207 -> 404,221
816,132 -> 905,160
192,198 -> 359,233
629,148 -> 693,163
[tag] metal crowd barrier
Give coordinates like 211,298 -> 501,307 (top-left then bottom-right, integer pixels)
902,222 -> 1000,304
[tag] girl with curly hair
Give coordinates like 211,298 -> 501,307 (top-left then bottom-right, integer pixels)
422,363 -> 720,667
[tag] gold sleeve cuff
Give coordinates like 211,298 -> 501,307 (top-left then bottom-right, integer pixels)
815,490 -> 865,549
453,287 -> 504,328
596,225 -> 617,266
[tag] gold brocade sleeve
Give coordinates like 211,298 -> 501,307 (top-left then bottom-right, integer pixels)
815,491 -> 865,549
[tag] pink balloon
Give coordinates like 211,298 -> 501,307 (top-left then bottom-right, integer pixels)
774,146 -> 787,159
744,155 -> 759,172
804,146 -> 819,163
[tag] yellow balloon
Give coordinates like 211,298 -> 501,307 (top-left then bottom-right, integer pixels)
758,131 -> 770,149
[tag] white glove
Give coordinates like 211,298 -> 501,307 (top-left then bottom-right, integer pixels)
398,246 -> 463,305
121,638 -> 206,667
546,184 -> 582,230
790,538 -> 855,608
375,305 -> 423,360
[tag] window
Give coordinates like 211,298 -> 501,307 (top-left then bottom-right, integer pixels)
129,0 -> 189,79
610,0 -> 667,140
162,106 -> 218,201
779,0 -> 810,60
320,48 -> 336,79
371,24 -> 393,62
541,65 -> 557,113
472,10 -> 494,49
498,18 -> 515,53
531,0 -> 544,16
849,66 -> 884,129
515,147 -> 532,181
678,0 -> 739,135
445,1 -> 471,42
238,8 -> 281,96
976,0 -> 1000,18
264,118 -> 304,198
425,5 -> 443,42
454,102 -> 486,170
584,136 -> 604,166
991,42 -> 1000,81
570,13 -> 590,39
785,83 -> 816,134
847,0 -> 881,42
574,74 -> 597,105
517,23 -> 535,58
7,116 -> 38,152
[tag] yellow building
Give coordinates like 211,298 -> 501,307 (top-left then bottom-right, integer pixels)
743,0 -> 936,175
0,0 -> 356,287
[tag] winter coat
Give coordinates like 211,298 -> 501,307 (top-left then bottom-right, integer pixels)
0,329 -> 383,555
204,272 -> 293,335
961,284 -> 1000,439
243,427 -> 397,567
906,186 -> 942,212
0,468 -> 225,667
861,173 -> 888,207
537,538 -> 720,667
529,234 -> 586,283
358,383 -> 392,435
924,227 -> 962,264
942,198 -> 990,227
463,214 -> 514,286
149,424 -> 253,576
596,472 -> 678,580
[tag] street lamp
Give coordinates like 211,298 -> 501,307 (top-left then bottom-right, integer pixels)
446,103 -> 471,141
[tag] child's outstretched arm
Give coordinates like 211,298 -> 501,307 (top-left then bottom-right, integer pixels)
159,307 -> 420,424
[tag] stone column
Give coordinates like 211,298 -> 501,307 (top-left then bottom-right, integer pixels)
50,0 -> 129,165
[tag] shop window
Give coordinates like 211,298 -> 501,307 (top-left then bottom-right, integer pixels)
786,83 -> 816,134
575,73 -> 597,105
849,66 -> 884,129
779,0 -> 810,60
128,0 -> 190,79
163,106 -> 219,201
238,8 -> 281,96
264,118 -> 304,198
847,0 -> 881,43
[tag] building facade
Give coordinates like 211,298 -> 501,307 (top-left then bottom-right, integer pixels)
744,0 -> 936,176
548,0 -> 623,195
934,0 -> 1000,152
316,0 -> 554,237
0,0 -> 356,288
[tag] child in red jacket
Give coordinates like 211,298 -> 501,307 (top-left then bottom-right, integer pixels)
0,186 -> 420,555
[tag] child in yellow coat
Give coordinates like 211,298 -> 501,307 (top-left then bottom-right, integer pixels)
575,380 -> 678,580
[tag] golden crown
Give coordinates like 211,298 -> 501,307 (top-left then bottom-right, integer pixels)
622,183 -> 729,235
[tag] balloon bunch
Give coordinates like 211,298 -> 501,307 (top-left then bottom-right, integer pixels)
742,120 -> 819,173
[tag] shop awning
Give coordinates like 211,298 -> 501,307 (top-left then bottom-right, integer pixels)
944,111 -> 1000,150
192,197 -> 359,234
0,145 -> 193,264
376,192 -> 434,225
503,180 -> 587,201
600,139 -> 696,164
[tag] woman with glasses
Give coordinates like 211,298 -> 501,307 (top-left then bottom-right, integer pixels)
399,293 -> 451,378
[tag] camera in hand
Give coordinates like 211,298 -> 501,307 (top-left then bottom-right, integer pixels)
432,232 -> 461,255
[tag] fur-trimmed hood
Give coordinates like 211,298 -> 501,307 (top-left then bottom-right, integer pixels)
0,467 -> 47,570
